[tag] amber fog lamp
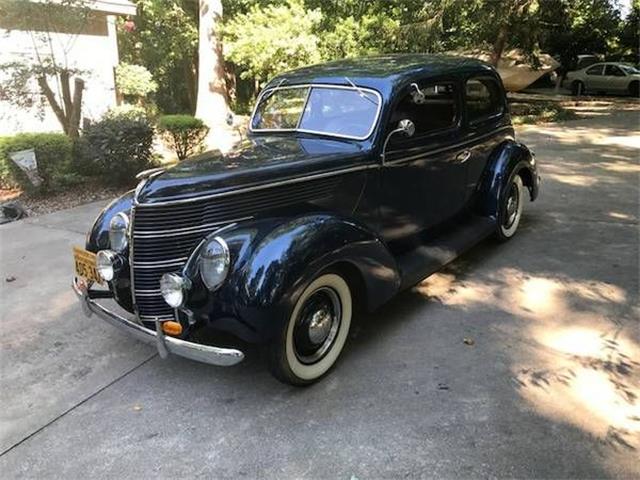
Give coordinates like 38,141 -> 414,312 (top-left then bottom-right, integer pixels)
160,273 -> 190,308
108,212 -> 129,253
161,321 -> 183,336
199,237 -> 230,291
96,250 -> 120,282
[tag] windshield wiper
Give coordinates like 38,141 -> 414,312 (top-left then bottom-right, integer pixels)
344,77 -> 379,106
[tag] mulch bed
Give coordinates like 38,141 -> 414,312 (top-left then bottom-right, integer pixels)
0,182 -> 128,218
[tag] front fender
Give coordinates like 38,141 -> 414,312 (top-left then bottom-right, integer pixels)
85,190 -> 135,252
185,214 -> 400,342
475,140 -> 539,218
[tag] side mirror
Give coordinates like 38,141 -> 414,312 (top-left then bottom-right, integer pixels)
381,118 -> 415,165
397,119 -> 415,137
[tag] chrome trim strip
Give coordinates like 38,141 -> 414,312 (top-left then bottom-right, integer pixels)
249,83 -> 383,141
133,217 -> 253,238
128,204 -> 139,318
384,126 -> 514,166
133,257 -> 189,268
134,163 -> 377,207
73,278 -> 244,367
135,290 -> 162,297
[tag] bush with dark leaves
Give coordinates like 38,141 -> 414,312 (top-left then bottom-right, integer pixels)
75,114 -> 155,186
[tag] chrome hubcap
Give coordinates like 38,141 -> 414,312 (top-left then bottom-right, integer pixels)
504,183 -> 520,228
293,287 -> 341,364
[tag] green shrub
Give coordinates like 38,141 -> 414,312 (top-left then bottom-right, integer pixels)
157,114 -> 209,160
0,133 -> 73,192
74,114 -> 155,186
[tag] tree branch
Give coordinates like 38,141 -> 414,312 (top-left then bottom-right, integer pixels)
37,75 -> 68,134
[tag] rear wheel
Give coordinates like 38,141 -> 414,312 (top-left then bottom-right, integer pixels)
495,173 -> 525,242
571,80 -> 585,96
629,81 -> 639,98
267,272 -> 352,386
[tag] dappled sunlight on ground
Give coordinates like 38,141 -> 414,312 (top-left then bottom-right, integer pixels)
415,267 -> 639,452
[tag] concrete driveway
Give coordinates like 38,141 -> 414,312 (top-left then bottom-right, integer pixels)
1,110 -> 638,478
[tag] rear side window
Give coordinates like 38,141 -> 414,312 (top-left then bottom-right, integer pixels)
586,65 -> 603,75
465,77 -> 503,123
390,82 -> 458,137
604,65 -> 625,76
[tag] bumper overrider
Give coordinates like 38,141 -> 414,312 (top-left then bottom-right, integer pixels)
72,277 -> 244,366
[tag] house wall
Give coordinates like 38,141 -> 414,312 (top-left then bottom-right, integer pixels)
0,11 -> 120,136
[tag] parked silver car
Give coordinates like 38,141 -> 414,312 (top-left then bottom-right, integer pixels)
565,62 -> 640,97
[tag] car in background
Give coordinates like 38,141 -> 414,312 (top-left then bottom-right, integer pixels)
565,62 -> 640,97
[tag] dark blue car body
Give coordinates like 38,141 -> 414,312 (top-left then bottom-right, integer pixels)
82,54 -> 539,374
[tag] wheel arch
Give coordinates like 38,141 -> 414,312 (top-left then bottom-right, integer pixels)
473,139 -> 539,219
189,213 -> 401,342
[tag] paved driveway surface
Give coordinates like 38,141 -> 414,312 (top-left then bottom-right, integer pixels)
1,110 -> 638,478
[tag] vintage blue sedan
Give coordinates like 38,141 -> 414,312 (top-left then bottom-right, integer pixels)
73,54 -> 540,385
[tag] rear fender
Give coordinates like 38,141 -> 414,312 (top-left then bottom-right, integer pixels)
474,140 -> 538,218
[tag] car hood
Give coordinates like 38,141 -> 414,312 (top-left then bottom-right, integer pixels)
136,135 -> 370,204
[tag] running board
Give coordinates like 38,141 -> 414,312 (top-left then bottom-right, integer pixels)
397,215 -> 495,290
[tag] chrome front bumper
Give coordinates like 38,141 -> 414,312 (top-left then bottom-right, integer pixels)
72,278 -> 244,366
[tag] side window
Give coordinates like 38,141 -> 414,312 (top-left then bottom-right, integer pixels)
465,77 -> 503,123
390,82 -> 457,138
586,65 -> 603,76
605,65 -> 625,76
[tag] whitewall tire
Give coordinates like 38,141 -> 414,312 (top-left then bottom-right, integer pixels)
267,273 -> 352,385
496,174 -> 525,241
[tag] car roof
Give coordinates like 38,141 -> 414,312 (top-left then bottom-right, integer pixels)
265,54 -> 496,97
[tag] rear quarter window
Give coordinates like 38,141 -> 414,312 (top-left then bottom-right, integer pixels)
464,77 -> 504,123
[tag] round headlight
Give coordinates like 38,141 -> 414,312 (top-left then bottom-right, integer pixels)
108,212 -> 129,253
96,250 -> 118,282
199,237 -> 230,291
160,273 -> 189,308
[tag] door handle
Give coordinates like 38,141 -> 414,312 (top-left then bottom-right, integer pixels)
456,150 -> 471,163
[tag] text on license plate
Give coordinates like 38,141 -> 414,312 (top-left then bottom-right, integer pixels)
73,246 -> 103,284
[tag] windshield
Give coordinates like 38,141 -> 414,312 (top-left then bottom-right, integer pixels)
621,65 -> 640,74
251,85 -> 381,140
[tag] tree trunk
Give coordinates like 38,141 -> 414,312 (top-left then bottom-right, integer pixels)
36,74 -> 84,139
67,78 -> 84,139
37,75 -> 68,135
490,24 -> 508,67
195,0 -> 229,131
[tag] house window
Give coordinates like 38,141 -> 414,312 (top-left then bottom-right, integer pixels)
465,77 -> 503,123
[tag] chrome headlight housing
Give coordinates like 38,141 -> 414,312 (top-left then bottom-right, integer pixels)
160,273 -> 190,308
108,212 -> 129,253
199,236 -> 230,291
96,250 -> 119,282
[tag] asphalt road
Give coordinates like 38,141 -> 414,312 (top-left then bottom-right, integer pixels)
1,110 -> 639,479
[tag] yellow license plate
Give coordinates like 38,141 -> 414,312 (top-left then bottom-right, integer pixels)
73,246 -> 103,284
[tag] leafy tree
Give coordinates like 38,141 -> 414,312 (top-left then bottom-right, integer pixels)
118,0 -> 199,113
618,0 -> 639,63
0,0 -> 90,138
222,0 -> 323,87
115,63 -> 158,104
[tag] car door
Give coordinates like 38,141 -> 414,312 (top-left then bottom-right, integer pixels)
584,64 -> 605,91
379,79 -> 465,243
603,64 -> 628,93
461,75 -> 512,202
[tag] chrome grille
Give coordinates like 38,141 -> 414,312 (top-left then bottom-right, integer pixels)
130,177 -> 336,321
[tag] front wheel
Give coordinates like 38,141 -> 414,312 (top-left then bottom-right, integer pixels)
267,272 -> 352,386
495,173 -> 525,242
